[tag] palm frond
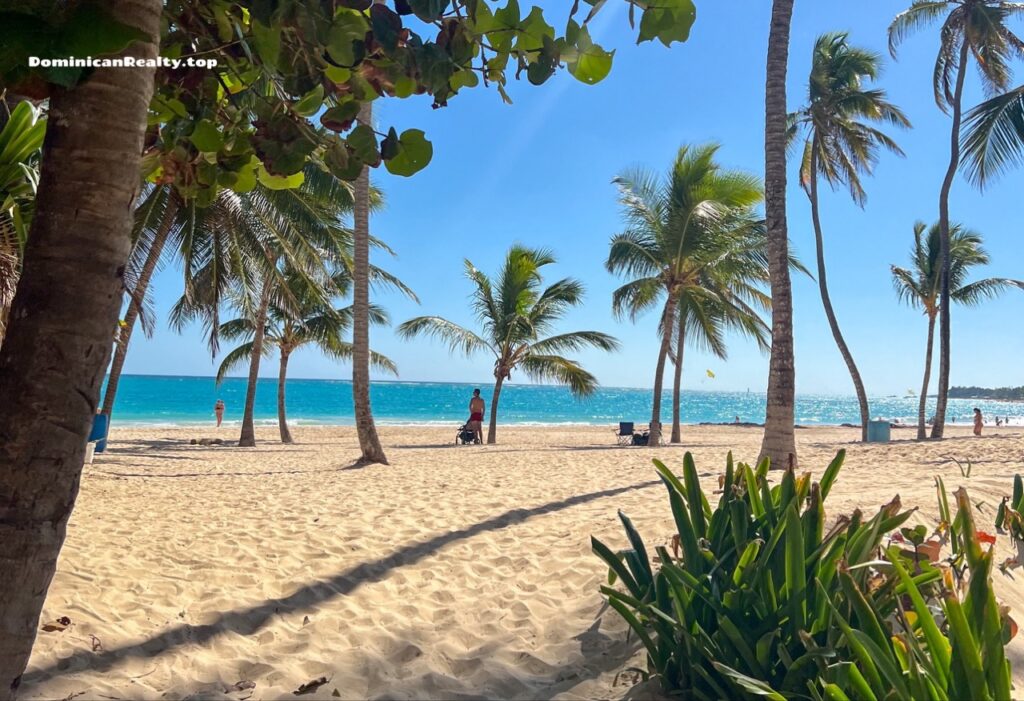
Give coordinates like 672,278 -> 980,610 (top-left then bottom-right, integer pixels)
518,354 -> 600,396
396,316 -> 494,357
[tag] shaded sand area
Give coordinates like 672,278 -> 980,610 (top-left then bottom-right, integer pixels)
21,424 -> 1024,700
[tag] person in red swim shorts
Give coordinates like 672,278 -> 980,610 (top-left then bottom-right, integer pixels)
467,388 -> 485,444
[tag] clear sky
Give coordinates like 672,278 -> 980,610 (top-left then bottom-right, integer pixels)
125,1 -> 1024,396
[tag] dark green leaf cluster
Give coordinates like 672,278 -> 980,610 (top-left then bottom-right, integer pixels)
0,1 -> 697,200
593,451 -> 1014,700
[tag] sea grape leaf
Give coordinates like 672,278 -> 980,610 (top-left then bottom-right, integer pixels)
327,10 -> 369,67
256,164 -> 305,190
347,123 -> 380,167
320,102 -> 361,132
189,119 -> 224,153
383,129 -> 432,177
293,85 -> 325,117
638,0 -> 696,47
566,26 -> 612,85
250,19 -> 281,69
370,4 -> 403,54
408,0 -> 447,23
57,2 -> 149,59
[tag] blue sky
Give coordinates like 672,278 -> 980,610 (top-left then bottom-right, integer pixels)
125,1 -> 1024,396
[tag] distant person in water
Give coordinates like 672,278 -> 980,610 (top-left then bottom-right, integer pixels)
467,389 -> 485,444
973,408 -> 983,436
214,399 -> 225,427
734,416 -> 740,424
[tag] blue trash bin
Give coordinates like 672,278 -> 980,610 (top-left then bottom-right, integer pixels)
89,413 -> 109,453
866,420 -> 890,443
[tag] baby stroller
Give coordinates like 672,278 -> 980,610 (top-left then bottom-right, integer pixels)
456,423 -> 479,445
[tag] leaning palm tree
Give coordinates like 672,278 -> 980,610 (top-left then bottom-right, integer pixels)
889,0 -> 1024,438
398,246 -> 619,444
791,32 -> 911,441
892,222 -> 1022,438
102,169 -> 390,427
606,143 -> 764,447
169,166 -> 382,447
216,265 -> 397,443
761,0 -> 799,469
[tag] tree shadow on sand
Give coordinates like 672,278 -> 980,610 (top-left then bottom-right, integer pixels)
21,479 -> 660,694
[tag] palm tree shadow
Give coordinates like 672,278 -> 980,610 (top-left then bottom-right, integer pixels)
21,479 -> 659,693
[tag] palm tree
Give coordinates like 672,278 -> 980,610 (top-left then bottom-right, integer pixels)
606,143 -> 764,447
790,32 -> 911,441
889,0 -> 1024,438
761,0 -> 798,469
216,265 -> 397,443
397,246 -> 619,444
169,166 -> 385,447
892,222 -> 1022,438
0,0 -> 161,692
962,84 -> 1024,184
351,101 -> 388,464
668,285 -> 771,443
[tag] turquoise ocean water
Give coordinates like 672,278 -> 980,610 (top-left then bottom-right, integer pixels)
106,374 -> 1024,428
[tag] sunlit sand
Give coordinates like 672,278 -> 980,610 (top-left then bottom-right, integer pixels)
19,424 -> 1024,700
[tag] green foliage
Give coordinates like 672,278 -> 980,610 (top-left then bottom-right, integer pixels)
890,222 -> 1023,317
790,32 -> 909,207
0,1 -> 697,199
995,474 -> 1024,542
593,451 -> 1014,700
397,246 -> 619,397
0,100 -> 45,337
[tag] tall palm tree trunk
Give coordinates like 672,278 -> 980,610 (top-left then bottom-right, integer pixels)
649,296 -> 677,448
101,196 -> 179,420
760,0 -> 798,470
238,281 -> 271,448
352,102 -> 387,464
808,149 -> 870,441
917,313 -> 937,440
0,1 -> 160,695
670,315 -> 686,444
277,349 -> 293,444
931,41 -> 970,440
487,373 -> 505,444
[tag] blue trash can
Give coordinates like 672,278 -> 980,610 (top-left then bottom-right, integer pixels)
89,413 -> 109,453
866,420 -> 890,443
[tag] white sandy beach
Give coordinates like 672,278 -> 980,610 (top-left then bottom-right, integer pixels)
20,424 -> 1024,700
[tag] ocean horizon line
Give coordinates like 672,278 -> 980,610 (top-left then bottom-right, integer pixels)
111,372 -> 939,400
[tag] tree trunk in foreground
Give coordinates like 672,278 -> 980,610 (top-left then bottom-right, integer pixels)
917,313 -> 937,440
0,2 -> 160,696
808,152 -> 870,441
931,41 -> 970,440
101,196 -> 179,421
649,296 -> 677,448
238,281 -> 272,448
670,316 -> 686,444
278,349 -> 293,444
352,102 -> 387,464
759,0 -> 798,471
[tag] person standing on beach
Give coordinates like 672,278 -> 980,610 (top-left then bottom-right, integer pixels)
467,389 -> 485,444
215,399 -> 225,428
973,408 -> 983,436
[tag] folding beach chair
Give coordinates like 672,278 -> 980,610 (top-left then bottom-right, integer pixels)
614,422 -> 634,446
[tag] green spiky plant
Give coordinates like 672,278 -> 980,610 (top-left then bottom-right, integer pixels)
594,451 -> 1014,700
